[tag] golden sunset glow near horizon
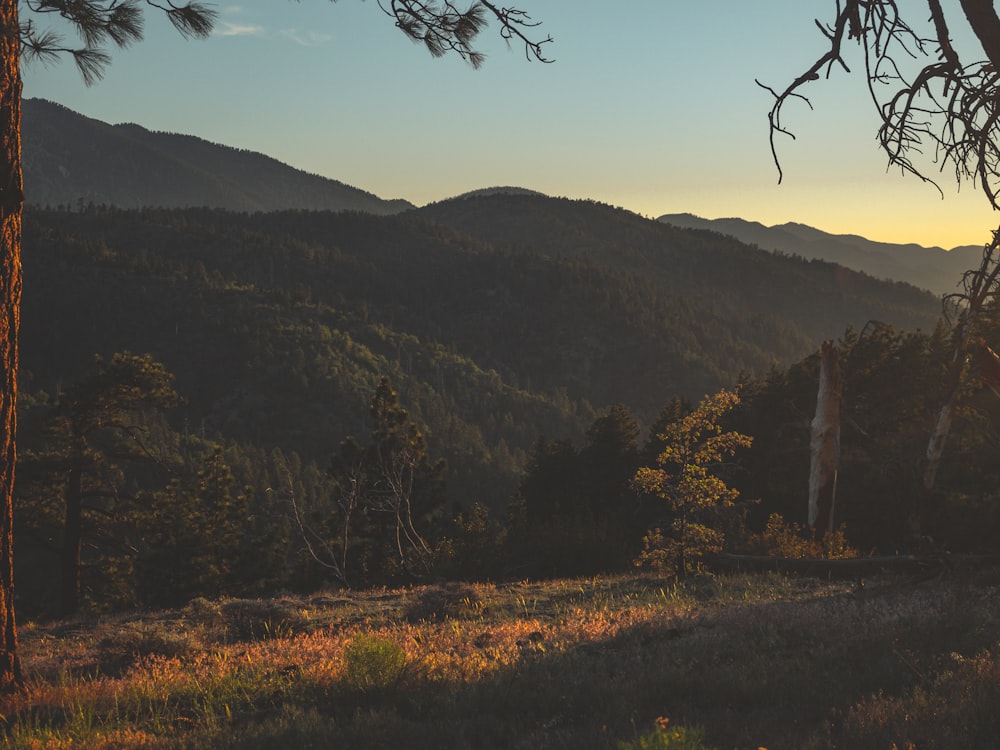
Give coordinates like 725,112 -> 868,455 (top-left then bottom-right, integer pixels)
21,0 -> 1000,251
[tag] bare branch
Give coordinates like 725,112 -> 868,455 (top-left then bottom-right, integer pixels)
761,0 -> 1000,209
272,474 -> 350,588
480,1 -> 552,63
925,224 -> 1000,489
958,0 -> 1000,69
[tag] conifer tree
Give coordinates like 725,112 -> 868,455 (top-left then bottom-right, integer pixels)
18,352 -> 179,617
633,390 -> 752,577
139,446 -> 248,608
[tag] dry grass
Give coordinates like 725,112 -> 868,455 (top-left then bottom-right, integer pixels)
4,568 -> 1000,749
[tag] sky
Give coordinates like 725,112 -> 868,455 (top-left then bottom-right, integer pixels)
20,0 -> 1000,249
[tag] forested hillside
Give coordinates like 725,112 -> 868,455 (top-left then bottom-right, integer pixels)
23,197 -> 940,442
14,198 -> 956,615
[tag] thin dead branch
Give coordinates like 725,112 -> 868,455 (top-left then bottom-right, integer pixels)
760,1 -> 1000,208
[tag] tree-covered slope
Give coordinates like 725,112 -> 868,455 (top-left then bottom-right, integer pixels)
416,194 -> 940,344
20,202 -> 941,506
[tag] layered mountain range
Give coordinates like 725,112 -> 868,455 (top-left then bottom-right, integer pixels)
658,213 -> 980,296
20,96 -> 978,298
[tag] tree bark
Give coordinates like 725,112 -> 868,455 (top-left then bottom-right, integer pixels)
926,233 -> 1000,490
808,341 -> 841,537
0,0 -> 22,693
957,0 -> 1000,69
973,337 -> 1000,399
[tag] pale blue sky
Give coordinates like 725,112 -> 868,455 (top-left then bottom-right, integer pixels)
21,0 -> 1000,249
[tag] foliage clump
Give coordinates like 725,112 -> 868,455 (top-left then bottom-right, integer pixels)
750,513 -> 857,559
618,717 -> 716,750
341,634 -> 408,693
633,390 -> 752,576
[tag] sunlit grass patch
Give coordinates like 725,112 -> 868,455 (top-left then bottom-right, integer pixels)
95,622 -> 199,678
3,571 -> 998,748
214,597 -> 311,643
834,647 -> 1000,749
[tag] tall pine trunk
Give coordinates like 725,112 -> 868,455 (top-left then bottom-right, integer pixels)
0,0 -> 22,693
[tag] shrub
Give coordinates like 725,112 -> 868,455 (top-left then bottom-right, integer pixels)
751,513 -> 857,559
342,634 -> 407,693
618,717 -> 718,750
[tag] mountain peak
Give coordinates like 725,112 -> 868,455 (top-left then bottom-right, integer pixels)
21,98 -> 414,215
446,186 -> 549,201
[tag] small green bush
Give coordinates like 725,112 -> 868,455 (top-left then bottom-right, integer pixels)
342,634 -> 407,692
618,718 -> 717,750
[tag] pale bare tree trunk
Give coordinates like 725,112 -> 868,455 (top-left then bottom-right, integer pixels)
973,338 -> 1000,398
924,230 -> 1000,490
924,309 -> 974,491
0,0 -> 23,693
924,381 -> 961,491
809,340 -> 841,538
926,339 -> 1000,495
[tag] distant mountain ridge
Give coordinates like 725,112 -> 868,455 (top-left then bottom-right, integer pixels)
658,213 -> 981,296
21,98 -> 413,214
20,98 -> 973,294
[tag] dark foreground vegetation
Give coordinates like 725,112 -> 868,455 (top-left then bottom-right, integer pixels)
15,199 -> 987,617
15,307 -> 1000,620
5,569 -> 1000,749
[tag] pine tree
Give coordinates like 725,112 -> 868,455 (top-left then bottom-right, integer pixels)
634,390 -> 752,576
18,353 -> 179,617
